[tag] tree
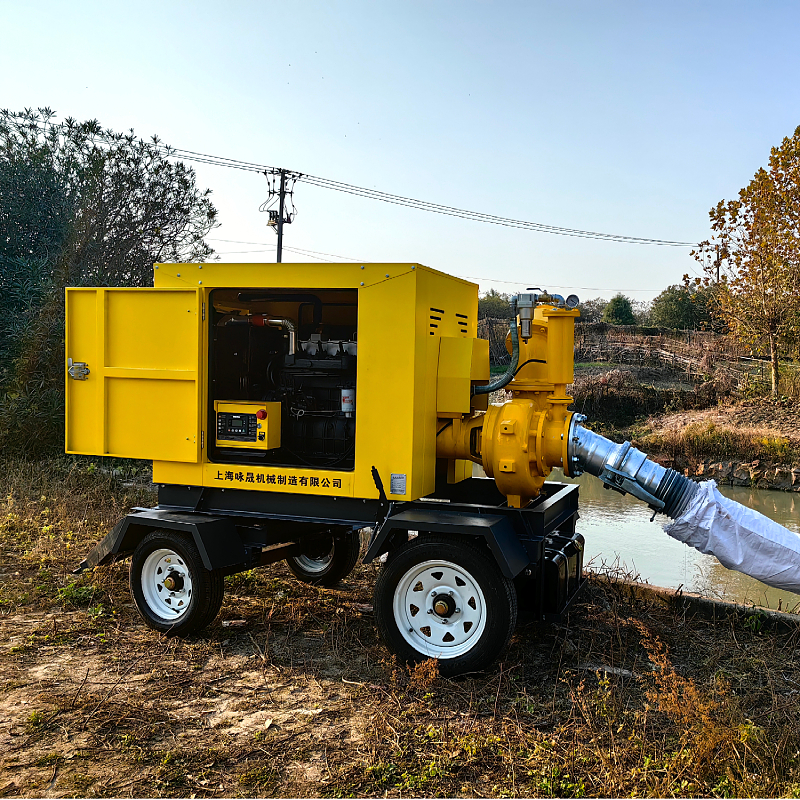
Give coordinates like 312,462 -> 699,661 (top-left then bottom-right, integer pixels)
602,294 -> 636,325
577,297 -> 608,324
649,284 -> 715,330
693,125 -> 800,398
630,299 -> 652,326
0,108 -> 218,456
650,285 -> 695,329
478,288 -> 512,319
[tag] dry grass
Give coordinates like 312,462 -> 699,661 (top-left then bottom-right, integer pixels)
2,458 -> 800,797
0,457 -> 155,614
778,368 -> 800,403
634,421 -> 800,467
570,369 -> 733,429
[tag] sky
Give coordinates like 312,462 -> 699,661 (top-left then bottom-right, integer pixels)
3,0 -> 800,301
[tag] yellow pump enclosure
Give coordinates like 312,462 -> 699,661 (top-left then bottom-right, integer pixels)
65,263 -> 489,502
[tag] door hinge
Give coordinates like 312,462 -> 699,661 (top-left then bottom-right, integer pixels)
202,302 -> 205,321
201,431 -> 204,449
67,358 -> 90,380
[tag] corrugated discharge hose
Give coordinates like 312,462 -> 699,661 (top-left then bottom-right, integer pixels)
569,418 -> 800,593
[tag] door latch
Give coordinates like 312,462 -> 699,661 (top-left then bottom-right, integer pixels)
67,358 -> 90,380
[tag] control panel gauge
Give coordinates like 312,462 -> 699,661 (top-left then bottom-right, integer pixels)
214,400 -> 281,450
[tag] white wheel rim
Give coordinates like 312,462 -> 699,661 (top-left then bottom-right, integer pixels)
292,548 -> 334,574
393,559 -> 486,659
141,548 -> 194,621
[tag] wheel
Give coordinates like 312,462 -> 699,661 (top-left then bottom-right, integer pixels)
286,528 -> 361,587
130,530 -> 224,636
374,535 -> 517,677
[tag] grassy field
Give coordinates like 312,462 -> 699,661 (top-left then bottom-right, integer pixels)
2,459 -> 800,797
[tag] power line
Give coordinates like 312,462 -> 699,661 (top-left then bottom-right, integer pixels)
208,237 -> 662,292
209,238 -> 364,261
211,238 -> 282,245
299,175 -> 694,246
14,116 -> 695,246
14,116 -> 695,285
457,275 -> 662,292
159,145 -> 697,247
282,245 -> 344,262
211,244 -> 361,262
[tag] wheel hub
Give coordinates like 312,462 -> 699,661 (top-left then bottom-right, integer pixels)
393,559 -> 486,658
140,548 -> 194,621
163,571 -> 184,592
432,594 -> 456,618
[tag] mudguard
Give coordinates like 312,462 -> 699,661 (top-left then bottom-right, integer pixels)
363,507 -> 531,579
74,509 -> 246,573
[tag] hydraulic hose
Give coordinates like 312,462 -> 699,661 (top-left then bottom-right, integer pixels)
473,298 -> 519,396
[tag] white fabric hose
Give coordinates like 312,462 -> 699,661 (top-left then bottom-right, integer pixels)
664,480 -> 800,594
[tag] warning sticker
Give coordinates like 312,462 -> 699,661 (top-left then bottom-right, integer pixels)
390,473 -> 407,495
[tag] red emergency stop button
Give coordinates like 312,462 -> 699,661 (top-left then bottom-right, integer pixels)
256,409 -> 267,420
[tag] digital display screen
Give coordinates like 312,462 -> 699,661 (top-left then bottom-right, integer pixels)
217,412 -> 258,442
228,415 -> 246,433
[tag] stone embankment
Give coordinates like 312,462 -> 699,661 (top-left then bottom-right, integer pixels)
662,458 -> 800,491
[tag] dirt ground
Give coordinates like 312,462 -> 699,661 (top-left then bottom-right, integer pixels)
2,461 -> 800,797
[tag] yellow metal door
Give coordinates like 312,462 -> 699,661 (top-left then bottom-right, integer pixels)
65,288 -> 203,462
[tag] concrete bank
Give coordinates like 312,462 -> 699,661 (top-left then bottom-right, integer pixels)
653,458 -> 800,492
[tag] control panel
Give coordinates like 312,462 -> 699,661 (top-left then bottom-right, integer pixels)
214,400 -> 281,450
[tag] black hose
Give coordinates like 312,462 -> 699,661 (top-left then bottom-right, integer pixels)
237,293 -> 323,325
436,420 -> 454,437
513,357 -> 546,376
472,298 -> 519,395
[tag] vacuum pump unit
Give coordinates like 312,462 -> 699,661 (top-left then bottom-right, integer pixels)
66,262 -> 800,676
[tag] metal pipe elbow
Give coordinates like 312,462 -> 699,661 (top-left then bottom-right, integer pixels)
264,317 -> 297,355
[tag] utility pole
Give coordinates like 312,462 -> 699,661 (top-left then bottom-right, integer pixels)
262,167 -> 300,262
276,168 -> 287,263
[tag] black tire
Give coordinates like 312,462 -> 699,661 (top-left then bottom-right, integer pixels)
374,534 -> 517,678
130,529 -> 224,636
286,528 -> 362,587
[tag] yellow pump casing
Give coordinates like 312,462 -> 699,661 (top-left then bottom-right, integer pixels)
65,263 -> 479,503
484,304 -> 579,506
436,303 -> 580,507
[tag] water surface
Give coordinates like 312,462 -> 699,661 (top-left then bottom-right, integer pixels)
555,468 -> 800,611
473,465 -> 800,611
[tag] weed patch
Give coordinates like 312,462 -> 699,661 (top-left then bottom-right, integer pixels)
635,421 -> 800,465
57,581 -> 97,606
570,368 -> 731,427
